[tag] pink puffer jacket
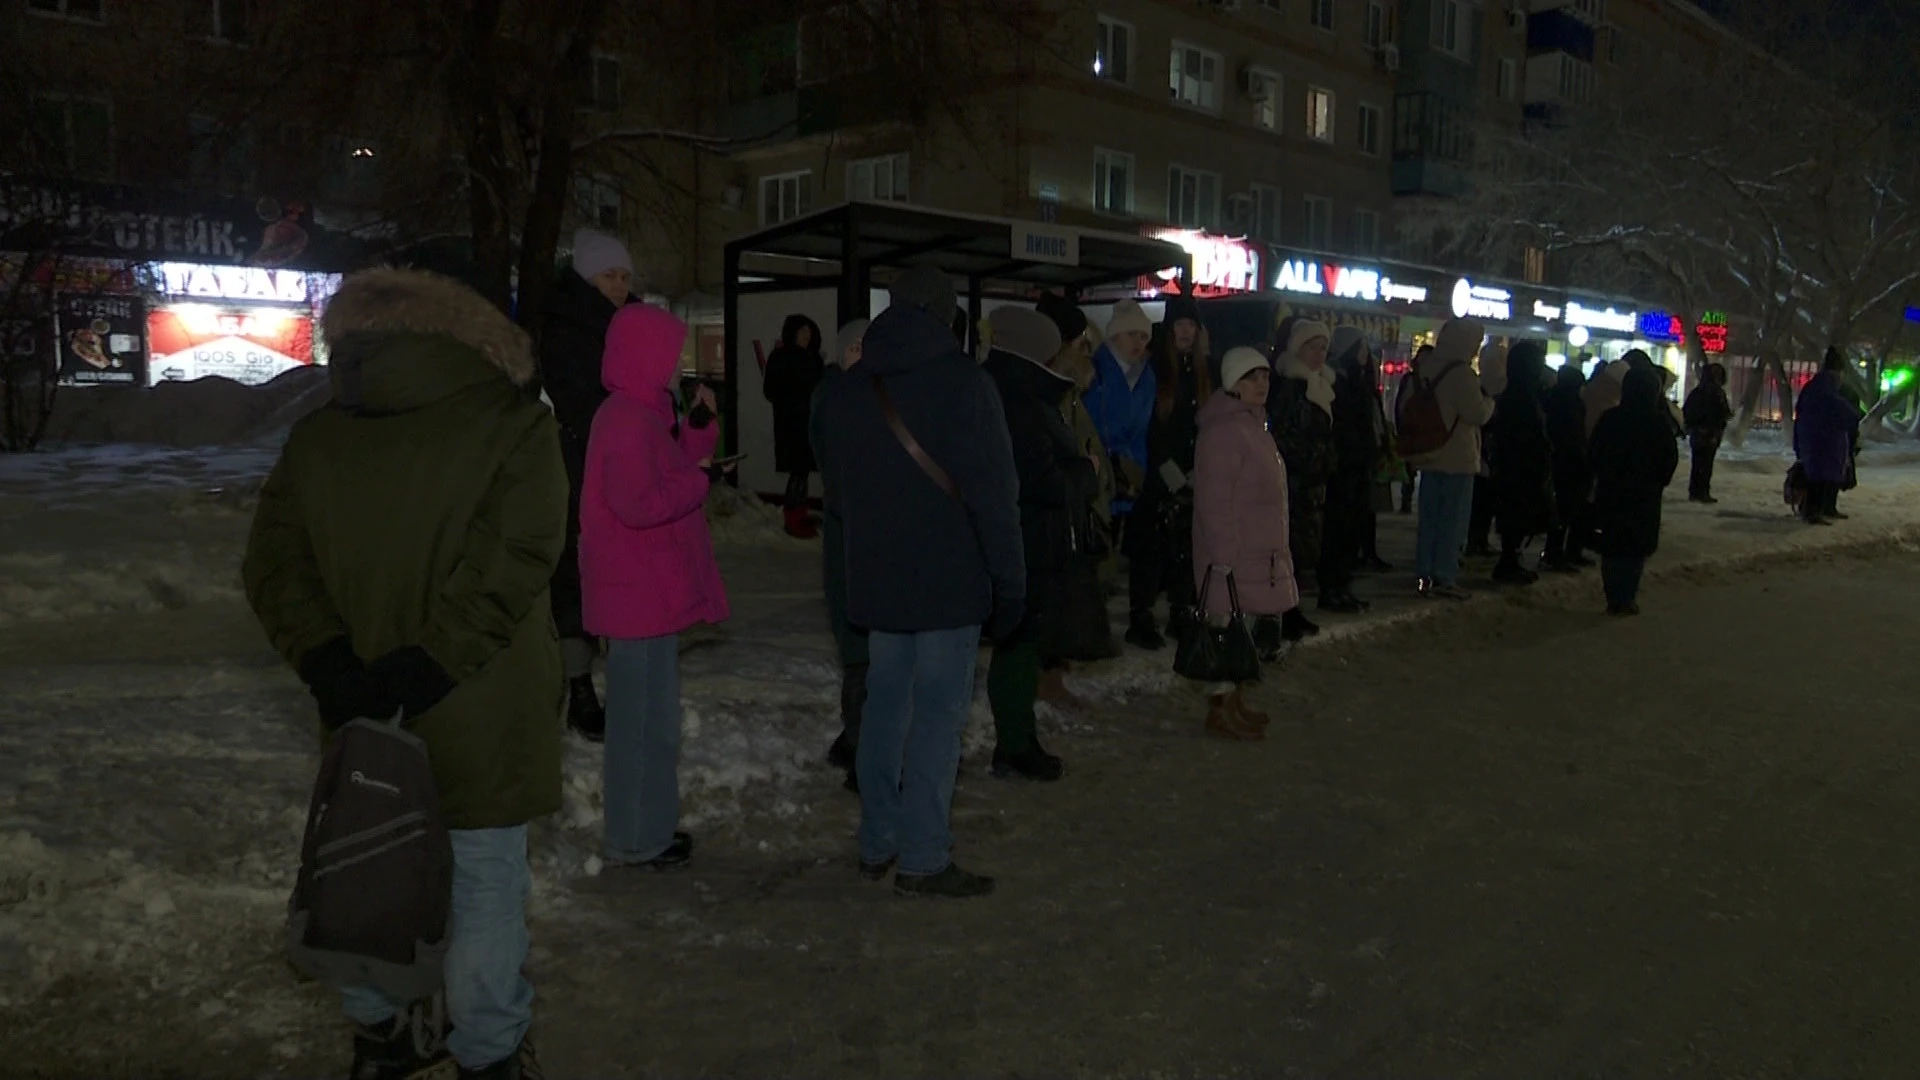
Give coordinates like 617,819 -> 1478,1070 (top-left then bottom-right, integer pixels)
580,304 -> 730,640
1192,390 -> 1298,617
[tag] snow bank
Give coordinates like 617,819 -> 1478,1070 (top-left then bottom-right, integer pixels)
41,367 -> 331,448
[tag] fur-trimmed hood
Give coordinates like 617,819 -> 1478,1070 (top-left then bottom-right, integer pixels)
322,267 -> 535,390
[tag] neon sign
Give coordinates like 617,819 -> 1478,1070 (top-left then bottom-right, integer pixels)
1696,311 -> 1729,354
1564,299 -> 1638,333
1450,277 -> 1512,321
1273,258 -> 1428,303
1638,311 -> 1685,343
1151,229 -> 1261,296
1533,300 -> 1563,321
156,262 -> 311,304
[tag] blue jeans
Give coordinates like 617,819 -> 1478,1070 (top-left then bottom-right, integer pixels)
604,634 -> 682,863
1416,471 -> 1477,586
342,826 -> 533,1070
858,626 -> 981,875
1602,556 -> 1646,609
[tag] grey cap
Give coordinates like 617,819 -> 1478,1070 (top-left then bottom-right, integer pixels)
987,306 -> 1064,367
889,266 -> 957,320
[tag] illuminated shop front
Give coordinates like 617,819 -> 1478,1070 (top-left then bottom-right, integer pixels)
145,262 -> 342,386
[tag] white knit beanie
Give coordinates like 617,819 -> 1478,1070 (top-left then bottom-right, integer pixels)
1106,299 -> 1152,340
571,228 -> 633,280
1220,346 -> 1269,392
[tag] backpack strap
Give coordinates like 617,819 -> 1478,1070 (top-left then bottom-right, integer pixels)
1423,360 -> 1468,389
872,375 -> 960,499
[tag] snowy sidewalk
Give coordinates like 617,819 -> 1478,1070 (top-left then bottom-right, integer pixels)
3,444 -> 1918,1048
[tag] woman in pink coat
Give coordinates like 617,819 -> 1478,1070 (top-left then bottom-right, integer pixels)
580,303 -> 731,869
1192,346 -> 1298,742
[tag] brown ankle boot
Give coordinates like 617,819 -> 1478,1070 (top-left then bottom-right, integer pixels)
1206,694 -> 1263,741
1229,688 -> 1271,729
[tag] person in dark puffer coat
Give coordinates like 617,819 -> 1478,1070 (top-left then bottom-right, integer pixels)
1591,367 -> 1680,614
1268,319 -> 1336,632
1321,325 -> 1379,614
763,313 -> 826,538
1543,364 -> 1595,571
1486,341 -> 1556,586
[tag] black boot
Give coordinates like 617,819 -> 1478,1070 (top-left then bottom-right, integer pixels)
1280,607 -> 1320,641
566,676 -> 604,743
1492,556 -> 1539,585
991,736 -> 1065,782
1253,615 -> 1286,663
826,662 -> 867,772
1124,611 -> 1166,651
348,999 -> 450,1080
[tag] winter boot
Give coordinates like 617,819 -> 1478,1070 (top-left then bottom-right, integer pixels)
991,745 -> 1065,782
348,998 -> 453,1080
456,1037 -> 545,1080
1317,592 -> 1367,615
1228,688 -> 1272,729
1280,607 -> 1320,641
1492,556 -> 1539,586
1125,611 -> 1166,651
895,863 -> 996,899
1036,666 -> 1090,712
565,676 -> 605,743
1205,695 -> 1263,741
826,663 -> 867,771
1252,615 -> 1286,663
783,507 -> 819,539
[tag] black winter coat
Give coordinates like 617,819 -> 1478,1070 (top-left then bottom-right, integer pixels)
1268,375 -> 1336,567
1545,379 -> 1592,518
763,314 -> 825,474
1487,386 -> 1556,537
983,351 -> 1098,642
1591,374 -> 1680,558
536,271 -> 619,640
1682,384 -> 1733,436
816,305 -> 1025,633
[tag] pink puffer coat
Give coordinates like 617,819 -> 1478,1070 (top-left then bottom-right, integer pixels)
580,304 -> 730,640
1192,390 -> 1298,617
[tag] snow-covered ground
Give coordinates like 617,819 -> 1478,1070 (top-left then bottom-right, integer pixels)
4,440 -> 1920,1062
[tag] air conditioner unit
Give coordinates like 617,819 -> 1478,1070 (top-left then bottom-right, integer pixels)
1379,42 -> 1401,71
1237,66 -> 1272,101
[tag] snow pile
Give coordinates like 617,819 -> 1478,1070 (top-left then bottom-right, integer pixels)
41,368 -> 330,449
705,482 -> 805,546
0,546 -> 245,626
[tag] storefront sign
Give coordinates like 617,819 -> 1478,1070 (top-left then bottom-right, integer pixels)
1638,311 -> 1684,343
1272,259 -> 1428,304
0,178 -> 357,269
1450,277 -> 1512,321
156,262 -> 312,304
1152,229 -> 1261,296
1012,222 -> 1079,267
146,304 -> 315,386
1564,299 -> 1638,333
56,292 -> 146,386
1533,300 -> 1563,321
1696,310 -> 1729,354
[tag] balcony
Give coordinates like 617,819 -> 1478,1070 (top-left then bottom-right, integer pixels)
1527,6 -> 1598,63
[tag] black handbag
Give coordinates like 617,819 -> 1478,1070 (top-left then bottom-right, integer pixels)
1173,567 -> 1262,685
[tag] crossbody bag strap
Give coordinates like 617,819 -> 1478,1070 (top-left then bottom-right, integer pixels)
872,375 -> 960,499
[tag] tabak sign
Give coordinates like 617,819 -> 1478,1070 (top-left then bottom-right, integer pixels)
56,292 -> 147,386
1147,229 -> 1262,297
1272,258 -> 1430,305
146,304 -> 316,387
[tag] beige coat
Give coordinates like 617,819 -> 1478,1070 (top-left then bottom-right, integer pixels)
1405,321 -> 1496,475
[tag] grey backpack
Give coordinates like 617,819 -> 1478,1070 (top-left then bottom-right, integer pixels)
287,715 -> 452,1002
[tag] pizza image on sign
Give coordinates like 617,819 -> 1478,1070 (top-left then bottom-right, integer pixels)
146,305 -> 316,387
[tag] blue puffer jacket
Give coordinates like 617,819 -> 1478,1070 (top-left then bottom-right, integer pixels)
1081,343 -> 1157,514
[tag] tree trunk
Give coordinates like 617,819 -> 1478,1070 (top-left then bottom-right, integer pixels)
462,0 -> 514,314
513,0 -> 609,331
1728,349 -> 1772,448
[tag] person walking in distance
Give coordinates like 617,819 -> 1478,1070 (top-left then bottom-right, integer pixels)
981,306 -> 1096,782
1542,364 -> 1595,571
1486,341 -> 1556,586
763,314 -> 826,539
1401,318 -> 1495,600
1192,347 -> 1296,741
537,227 -> 633,743
581,304 -> 733,872
1123,297 -> 1211,650
815,267 -> 1024,898
1682,362 -> 1733,504
243,268 -> 568,1079
818,320 -> 871,791
1590,367 -> 1680,614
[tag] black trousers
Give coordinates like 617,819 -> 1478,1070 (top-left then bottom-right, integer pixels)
1689,431 -> 1722,498
1127,503 -> 1195,620
1469,475 -> 1496,550
1318,490 -> 1363,597
783,470 -> 811,510
1804,481 -> 1840,520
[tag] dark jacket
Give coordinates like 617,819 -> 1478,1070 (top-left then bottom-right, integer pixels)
1682,382 -> 1733,436
810,367 -> 866,667
1793,371 -> 1859,485
536,271 -> 618,639
1142,333 -> 1211,508
243,269 -> 568,830
1591,370 -> 1680,559
816,304 -> 1024,633
1487,345 -> 1556,537
983,349 -> 1099,642
1268,372 -> 1336,567
763,314 -> 825,474
1545,368 -> 1592,517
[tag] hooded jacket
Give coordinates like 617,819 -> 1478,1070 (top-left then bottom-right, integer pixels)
1082,341 -> 1156,513
1193,389 -> 1297,617
1793,370 -> 1861,485
815,303 -> 1025,632
579,304 -> 730,641
763,314 -> 825,474
538,269 -> 621,447
1546,366 -> 1592,514
242,268 -> 568,830
1591,369 -> 1680,558
1404,319 -> 1494,475
983,347 -> 1099,639
1486,342 -> 1556,537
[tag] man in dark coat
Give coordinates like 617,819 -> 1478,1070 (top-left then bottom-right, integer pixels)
1794,348 -> 1863,524
1543,364 -> 1595,570
1681,361 -> 1734,504
982,306 -> 1095,783
815,266 -> 1024,899
763,314 -> 826,538
1591,367 -> 1680,614
1486,341 -> 1556,585
536,227 -> 632,742
1322,326 -> 1380,613
243,267 -> 567,1078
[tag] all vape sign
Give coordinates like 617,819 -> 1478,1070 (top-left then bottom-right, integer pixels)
1273,258 -> 1430,305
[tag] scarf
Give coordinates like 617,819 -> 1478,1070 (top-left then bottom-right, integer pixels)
1282,355 -> 1336,417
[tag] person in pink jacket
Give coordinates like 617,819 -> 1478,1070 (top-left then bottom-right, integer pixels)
1191,346 -> 1298,742
580,303 -> 732,869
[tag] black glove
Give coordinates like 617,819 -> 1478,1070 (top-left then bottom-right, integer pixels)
987,596 -> 1027,644
297,637 -> 399,730
366,646 -> 459,721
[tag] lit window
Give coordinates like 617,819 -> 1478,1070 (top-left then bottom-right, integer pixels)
1169,41 -> 1222,112
1168,165 -> 1221,231
1307,86 -> 1335,142
760,170 -> 813,225
847,153 -> 909,202
1095,16 -> 1131,83
1094,148 -> 1135,214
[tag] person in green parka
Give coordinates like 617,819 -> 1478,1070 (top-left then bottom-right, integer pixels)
817,318 -> 870,790
241,266 -> 567,1079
